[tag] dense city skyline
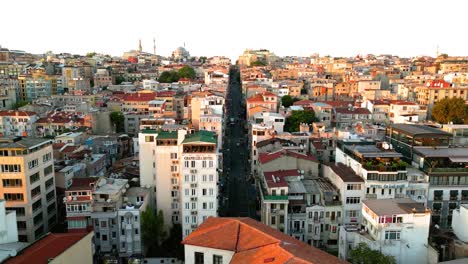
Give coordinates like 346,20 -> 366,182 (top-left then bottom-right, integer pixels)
2,0 -> 468,60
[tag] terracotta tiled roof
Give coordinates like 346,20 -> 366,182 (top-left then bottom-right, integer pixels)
5,233 -> 89,264
259,150 -> 318,164
293,100 -> 314,106
334,107 -> 371,115
122,92 -> 156,102
67,177 -> 97,191
0,110 -> 36,116
182,217 -> 346,264
327,162 -> 364,182
264,169 -> 301,188
61,146 -> 79,153
52,143 -> 65,150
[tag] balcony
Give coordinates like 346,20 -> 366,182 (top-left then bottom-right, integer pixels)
425,167 -> 468,174
264,195 -> 288,201
364,163 -> 407,172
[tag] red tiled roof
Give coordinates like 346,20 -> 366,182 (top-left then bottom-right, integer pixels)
293,100 -> 314,106
5,233 -> 89,264
122,92 -> 156,102
182,217 -> 346,264
61,146 -> 79,153
0,110 -> 36,116
311,141 -> 326,150
52,143 -> 65,150
264,169 -> 301,188
335,107 -> 371,115
67,177 -> 97,191
259,150 -> 318,164
327,162 -> 364,182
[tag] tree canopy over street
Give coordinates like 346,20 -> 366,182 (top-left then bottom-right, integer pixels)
109,111 -> 124,132
158,66 -> 196,83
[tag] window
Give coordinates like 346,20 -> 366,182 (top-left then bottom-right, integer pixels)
347,184 -> 361,190
171,178 -> 178,185
1,164 -> 21,173
44,165 -> 52,176
28,159 -> 38,169
101,221 -> 107,228
345,197 -> 360,204
2,179 -> 22,187
385,231 -> 401,240
31,186 -> 41,198
184,161 -> 189,168
171,191 -> 178,197
145,136 -> 154,142
209,188 -> 214,196
191,161 -> 196,168
30,172 -> 40,184
192,215 -> 197,223
346,210 -> 359,218
195,252 -> 204,264
202,189 -> 207,196
135,229 -> 139,235
171,165 -> 178,172
170,153 -> 177,159
4,193 -> 24,201
209,202 -> 214,209
209,174 -> 214,182
271,216 -> 276,225
45,178 -> 54,189
213,255 -> 223,264
102,234 -> 108,241
209,161 -> 214,168
185,202 -> 189,209
203,202 -> 207,209
202,161 -> 207,168
185,175 -> 189,182
43,152 -> 52,163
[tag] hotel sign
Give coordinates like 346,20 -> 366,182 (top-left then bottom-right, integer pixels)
184,156 -> 214,160
368,184 -> 406,189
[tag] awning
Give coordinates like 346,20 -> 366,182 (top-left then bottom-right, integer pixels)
449,157 -> 468,163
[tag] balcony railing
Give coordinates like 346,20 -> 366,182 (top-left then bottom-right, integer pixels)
428,167 -> 468,173
364,164 -> 407,172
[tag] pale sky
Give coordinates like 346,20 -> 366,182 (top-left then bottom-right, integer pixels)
1,0 -> 467,60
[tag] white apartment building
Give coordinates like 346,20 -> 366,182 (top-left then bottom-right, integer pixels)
181,131 -> 218,238
335,140 -> 410,200
339,198 -> 431,264
388,101 -> 427,124
323,163 -> 365,225
0,199 -> 18,244
252,112 -> 285,133
190,93 -> 224,131
452,204 -> 468,243
138,129 -> 219,238
143,79 -> 161,90
0,110 -> 38,137
0,137 -> 57,242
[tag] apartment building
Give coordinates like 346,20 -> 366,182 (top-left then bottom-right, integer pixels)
138,130 -> 219,237
252,112 -> 285,133
182,217 -> 345,264
190,92 -> 224,131
180,131 -> 218,238
339,199 -> 430,264
335,140 -> 410,201
0,110 -> 38,137
246,92 -> 278,119
64,178 -> 97,233
411,146 -> 468,229
0,137 -> 57,242
18,72 -> 61,101
416,79 -> 468,110
0,78 -> 18,110
333,107 -> 372,129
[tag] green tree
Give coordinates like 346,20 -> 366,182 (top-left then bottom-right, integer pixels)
141,209 -> 166,256
160,224 -> 184,259
86,52 -> 96,57
432,97 -> 468,124
348,243 -> 396,264
109,111 -> 124,133
178,66 -> 196,79
281,95 -> 294,108
115,75 -> 125,85
158,71 -> 180,83
250,60 -> 266,66
284,110 -> 318,132
12,101 -> 28,110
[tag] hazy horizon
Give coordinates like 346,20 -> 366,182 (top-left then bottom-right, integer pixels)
2,0 -> 467,60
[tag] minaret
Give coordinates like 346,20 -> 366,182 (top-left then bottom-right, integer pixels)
153,38 -> 156,55
138,39 -> 142,53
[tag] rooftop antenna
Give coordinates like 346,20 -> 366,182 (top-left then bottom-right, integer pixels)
436,45 -> 439,57
153,38 -> 156,55
138,39 -> 143,53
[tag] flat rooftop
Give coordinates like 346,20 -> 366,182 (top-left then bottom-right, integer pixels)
94,178 -> 128,194
0,137 -> 52,150
414,146 -> 468,159
328,163 -> 364,182
364,198 -> 427,216
390,124 -> 452,137
344,144 -> 402,158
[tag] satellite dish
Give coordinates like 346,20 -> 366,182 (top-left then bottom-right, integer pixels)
382,142 -> 390,150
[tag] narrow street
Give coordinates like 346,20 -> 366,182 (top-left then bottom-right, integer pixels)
219,66 -> 257,219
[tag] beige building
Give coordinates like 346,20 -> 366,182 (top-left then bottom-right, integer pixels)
0,137 -> 57,242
